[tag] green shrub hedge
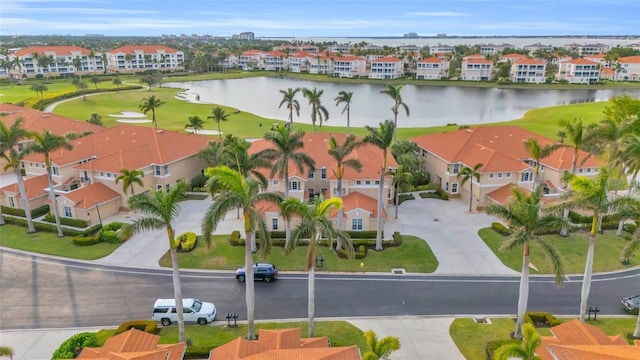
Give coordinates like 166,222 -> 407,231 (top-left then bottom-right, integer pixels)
51,332 -> 98,359
115,320 -> 158,335
100,230 -> 120,243
44,214 -> 88,228
524,311 -> 561,327
486,338 -> 520,360
30,86 -> 142,110
1,204 -> 49,218
72,235 -> 100,246
177,232 -> 198,252
491,222 -> 512,236
2,216 -> 86,236
392,231 -> 403,246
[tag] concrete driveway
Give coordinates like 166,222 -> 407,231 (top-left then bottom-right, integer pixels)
385,192 -> 517,276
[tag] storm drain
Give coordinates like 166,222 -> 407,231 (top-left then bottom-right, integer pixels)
391,268 -> 406,275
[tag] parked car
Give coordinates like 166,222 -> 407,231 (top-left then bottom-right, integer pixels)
621,294 -> 640,315
152,298 -> 216,326
235,263 -> 278,282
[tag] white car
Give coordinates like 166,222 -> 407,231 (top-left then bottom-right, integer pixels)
152,298 -> 216,326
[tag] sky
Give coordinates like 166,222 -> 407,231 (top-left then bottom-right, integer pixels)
0,0 -> 638,38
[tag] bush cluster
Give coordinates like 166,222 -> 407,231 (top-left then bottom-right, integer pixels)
229,230 -> 243,246
355,244 -> 366,259
177,232 -> 198,252
115,320 -> 157,335
72,235 -> 100,246
51,332 -> 98,359
524,311 -> 561,327
100,230 -> 120,243
190,174 -> 208,190
44,214 -> 88,228
491,222 -> 512,236
26,86 -> 142,110
486,338 -> 520,360
1,204 -> 49,218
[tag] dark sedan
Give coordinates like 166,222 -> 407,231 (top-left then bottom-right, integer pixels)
235,263 -> 278,282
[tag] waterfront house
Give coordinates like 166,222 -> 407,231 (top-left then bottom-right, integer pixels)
263,51 -> 288,71
416,57 -> 449,79
430,44 -> 454,54
332,55 -> 367,78
523,43 -> 553,54
556,58 -> 601,84
369,56 -> 404,80
461,58 -> 494,81
617,55 -> 640,81
236,50 -> 265,70
509,59 -> 546,84
288,51 -> 315,73
499,53 -> 527,63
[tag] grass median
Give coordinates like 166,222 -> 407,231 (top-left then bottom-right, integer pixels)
478,228 -> 640,274
159,234 -> 439,273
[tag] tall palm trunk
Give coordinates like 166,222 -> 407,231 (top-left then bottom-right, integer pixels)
244,215 -> 257,339
579,217 -> 597,322
336,178 -> 344,250
468,181 -> 474,212
561,153 -> 578,236
346,111 -> 350,135
394,181 -> 400,219
308,265 -> 316,337
515,242 -> 530,339
634,311 -> 640,338
168,227 -> 185,343
46,163 -> 63,237
375,168 -> 384,250
15,167 -> 35,233
393,113 -> 398,144
284,168 -> 291,243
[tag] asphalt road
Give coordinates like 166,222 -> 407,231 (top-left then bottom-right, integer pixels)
0,249 -> 637,330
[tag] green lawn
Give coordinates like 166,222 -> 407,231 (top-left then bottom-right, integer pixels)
93,321 -> 366,357
0,224 -> 120,260
478,228 -> 640,274
158,234 -> 439,273
450,317 -> 637,360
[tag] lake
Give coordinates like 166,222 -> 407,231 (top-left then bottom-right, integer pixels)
164,77 -> 640,128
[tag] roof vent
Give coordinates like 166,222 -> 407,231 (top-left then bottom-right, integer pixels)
156,130 -> 164,133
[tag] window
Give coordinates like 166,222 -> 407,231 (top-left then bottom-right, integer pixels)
445,181 -> 449,191
155,165 -> 161,176
488,173 -> 494,179
52,166 -> 59,176
9,197 -> 15,207
156,184 -> 163,191
505,172 -> 511,178
497,173 -> 503,179
100,171 -> 104,177
308,170 -> 314,179
452,164 -> 460,174
365,180 -> 371,185
308,188 -> 315,198
374,180 -> 380,185
451,182 -> 459,194
356,180 -> 362,185
272,218 -> 278,230
289,181 -> 301,191
165,184 -> 170,192
521,172 -> 532,182
578,168 -> 584,173
273,180 -> 279,186
321,168 -> 327,179
63,206 -> 72,218
352,218 -> 363,231
586,168 -> 592,173
163,165 -> 169,175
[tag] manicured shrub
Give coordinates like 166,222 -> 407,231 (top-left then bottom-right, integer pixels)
569,211 -> 591,224
72,235 -> 100,246
396,193 -> 415,205
392,231 -> 403,246
1,205 -> 26,217
436,187 -> 449,200
486,338 -> 520,360
177,232 -> 198,252
102,222 -> 123,232
51,332 -> 98,359
190,173 -> 208,190
229,230 -> 243,246
100,230 -> 120,243
524,311 -> 560,327
347,230 -> 378,239
116,223 -> 133,242
416,184 -> 437,191
44,214 -> 88,228
491,222 -> 512,236
83,224 -> 102,237
184,346 -> 212,359
115,320 -> 157,335
419,191 -> 439,199
31,204 -> 50,218
270,231 -> 286,239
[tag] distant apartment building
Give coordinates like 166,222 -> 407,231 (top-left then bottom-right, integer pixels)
332,56 -> 367,78
556,58 -> 601,84
499,53 -> 527,63
273,44 -> 320,53
8,46 -> 104,78
480,43 -> 513,56
287,51 -> 315,73
523,43 -> 553,54
416,57 -> 449,79
308,54 -> 333,75
617,55 -> 640,81
430,44 -> 454,54
106,45 -> 184,73
233,32 -> 255,41
263,51 -> 287,71
399,44 -> 421,52
328,44 -> 353,53
461,58 -> 494,81
584,53 -> 609,67
563,43 -> 609,56
509,59 -> 546,84
237,50 -> 265,70
369,57 -> 404,79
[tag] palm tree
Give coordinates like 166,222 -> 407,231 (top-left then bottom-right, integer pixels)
563,168 -> 619,322
115,168 -> 144,195
28,131 -> 73,237
457,163 -> 483,213
201,166 -> 281,340
128,181 -> 189,343
280,195 -> 348,337
0,118 -> 36,233
328,134 -> 362,247
302,87 -> 329,132
362,329 -> 401,360
278,88 -> 301,128
112,77 -> 122,92
523,137 -> 561,189
334,90 -> 354,134
557,118 -> 592,236
184,115 -> 204,135
256,125 -> 315,244
389,164 -> 412,220
72,56 -> 83,77
363,120 -> 395,250
493,323 -> 541,360
486,187 -> 565,339
207,106 -> 229,141
138,95 -> 165,129
30,83 -> 47,99
379,85 -> 410,143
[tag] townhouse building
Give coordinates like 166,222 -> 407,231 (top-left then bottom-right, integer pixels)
556,58 -> 601,84
563,43 -> 609,56
332,55 -> 367,78
461,58 -> 494,81
369,57 -> 404,80
273,45 -> 320,53
263,51 -> 288,71
236,50 -> 265,70
248,132 -> 396,232
499,53 -> 527,63
0,105 -> 211,225
399,44 -> 420,52
509,59 -> 546,84
8,46 -> 105,78
288,51 -> 315,73
480,43 -> 513,56
308,54 -> 333,75
523,43 -> 553,54
617,55 -> 640,81
106,45 -> 184,73
430,44 -> 454,54
584,53 -> 609,67
410,126 -> 602,211
327,44 -> 353,53
416,57 -> 449,80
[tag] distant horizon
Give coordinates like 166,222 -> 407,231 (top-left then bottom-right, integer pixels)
1,0 -> 638,38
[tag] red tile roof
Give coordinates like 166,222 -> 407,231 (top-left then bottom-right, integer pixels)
418,57 -> 443,63
0,174 -> 49,200
371,57 -> 402,63
208,328 -> 361,360
61,182 -> 121,209
619,55 -> 640,64
410,126 -> 601,173
537,320 -> 639,360
0,104 -> 103,138
464,59 -> 493,64
77,328 -> 185,360
14,46 -> 91,57
567,58 -> 599,65
513,59 -> 545,65
342,191 -> 386,219
109,45 -> 179,54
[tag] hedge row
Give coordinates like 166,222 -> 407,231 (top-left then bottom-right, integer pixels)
2,216 -> 101,237
115,320 -> 157,335
524,311 -> 561,327
1,204 -> 49,218
44,214 -> 88,228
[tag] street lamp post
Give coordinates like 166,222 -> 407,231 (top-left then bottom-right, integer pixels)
94,201 -> 103,229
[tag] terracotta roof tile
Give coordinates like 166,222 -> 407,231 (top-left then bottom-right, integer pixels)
371,56 -> 402,63
77,329 -> 185,359
513,59 -> 545,65
0,174 -> 49,200
61,182 -> 121,209
0,104 -> 103,138
109,45 -> 179,54
619,55 -> 640,64
418,57 -> 443,63
340,191 -> 386,218
14,46 -> 92,57
568,58 -> 599,65
464,59 -> 493,64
